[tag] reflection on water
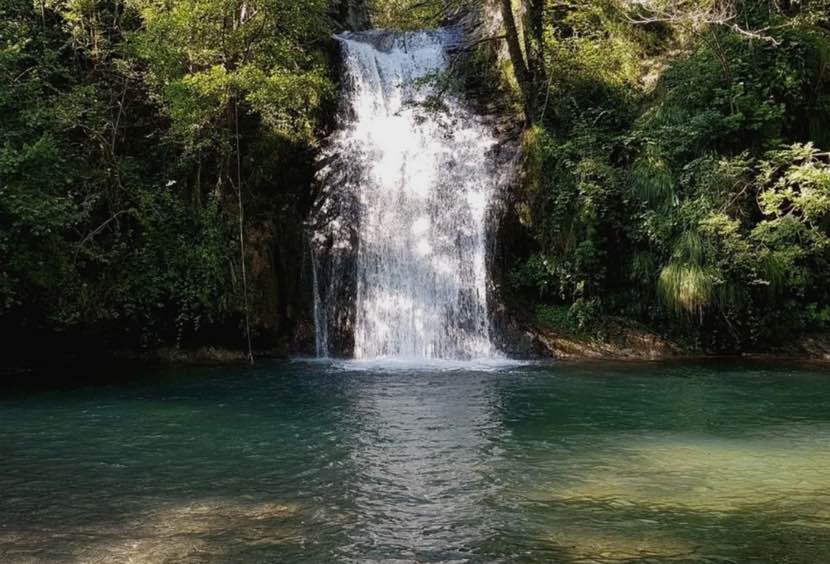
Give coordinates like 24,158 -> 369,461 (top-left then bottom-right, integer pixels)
344,371 -> 504,562
1,360 -> 830,563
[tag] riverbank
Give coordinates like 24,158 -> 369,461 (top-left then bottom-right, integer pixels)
3,327 -> 827,378
501,309 -> 830,362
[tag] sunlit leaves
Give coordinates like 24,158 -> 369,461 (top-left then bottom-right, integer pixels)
658,261 -> 714,318
631,152 -> 676,208
369,0 -> 470,30
132,0 -> 333,145
238,65 -> 332,139
511,0 -> 830,346
757,143 -> 830,225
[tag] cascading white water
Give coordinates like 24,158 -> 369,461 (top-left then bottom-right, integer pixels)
313,29 -> 501,360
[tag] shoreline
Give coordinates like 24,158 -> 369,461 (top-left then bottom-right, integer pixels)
3,347 -> 826,379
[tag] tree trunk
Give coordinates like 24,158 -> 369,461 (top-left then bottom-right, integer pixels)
500,0 -> 534,122
523,0 -> 547,120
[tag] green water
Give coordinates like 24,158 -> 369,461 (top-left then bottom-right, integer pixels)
2,360 -> 830,563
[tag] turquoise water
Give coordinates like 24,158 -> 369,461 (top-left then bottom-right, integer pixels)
2,360 -> 829,563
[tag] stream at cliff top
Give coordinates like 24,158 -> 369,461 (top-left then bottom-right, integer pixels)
2,360 -> 830,563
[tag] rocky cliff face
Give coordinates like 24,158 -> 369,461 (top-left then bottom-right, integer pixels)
332,0 -> 371,31
302,2 -> 525,358
449,2 -> 528,357
239,1 -> 374,358
184,2 -> 532,360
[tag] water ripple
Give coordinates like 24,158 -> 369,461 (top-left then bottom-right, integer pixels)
1,360 -> 829,562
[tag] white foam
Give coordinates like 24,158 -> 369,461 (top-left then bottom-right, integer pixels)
313,29 -> 502,361
329,357 -> 529,373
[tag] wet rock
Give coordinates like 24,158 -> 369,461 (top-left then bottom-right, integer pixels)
332,0 -> 371,31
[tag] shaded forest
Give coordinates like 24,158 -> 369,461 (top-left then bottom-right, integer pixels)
2,0 -> 829,360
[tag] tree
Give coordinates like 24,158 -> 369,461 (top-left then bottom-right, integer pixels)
507,0 -> 830,348
1,0 -> 336,358
500,0 -> 547,123
131,0 -> 332,359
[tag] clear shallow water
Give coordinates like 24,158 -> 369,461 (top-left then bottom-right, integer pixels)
2,360 -> 830,563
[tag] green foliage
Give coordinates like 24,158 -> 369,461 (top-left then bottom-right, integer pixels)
511,0 -> 830,350
133,0 -> 332,144
657,262 -> 715,319
0,0 -> 334,351
517,123 -> 623,305
535,299 -> 602,337
369,0 -> 469,30
756,143 -> 830,225
3,0 -> 830,356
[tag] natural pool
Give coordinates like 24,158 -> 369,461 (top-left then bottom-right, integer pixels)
1,360 -> 829,563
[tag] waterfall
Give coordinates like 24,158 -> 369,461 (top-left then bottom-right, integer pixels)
312,28 -> 500,360
311,242 -> 329,358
